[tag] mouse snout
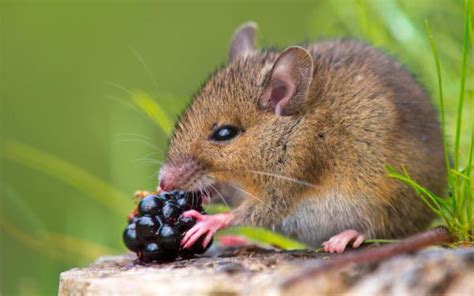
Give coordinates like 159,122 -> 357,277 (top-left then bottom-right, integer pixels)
159,165 -> 180,191
159,177 -> 175,192
158,158 -> 204,192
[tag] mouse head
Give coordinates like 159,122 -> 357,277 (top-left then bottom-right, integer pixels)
159,22 -> 317,198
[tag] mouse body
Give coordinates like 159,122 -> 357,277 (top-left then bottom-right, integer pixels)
159,22 -> 446,253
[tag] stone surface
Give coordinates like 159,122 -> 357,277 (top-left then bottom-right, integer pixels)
59,246 -> 474,296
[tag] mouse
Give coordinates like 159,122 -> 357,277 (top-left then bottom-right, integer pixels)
157,22 -> 446,253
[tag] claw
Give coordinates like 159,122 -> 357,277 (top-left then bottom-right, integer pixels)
182,209 -> 205,221
180,211 -> 235,249
322,229 -> 366,254
202,231 -> 214,248
181,224 -> 200,246
183,227 -> 206,249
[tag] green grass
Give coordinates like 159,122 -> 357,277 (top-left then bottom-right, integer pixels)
1,1 -> 473,294
131,90 -> 174,136
0,187 -> 120,265
2,140 -> 131,216
387,0 -> 473,243
218,226 -> 308,250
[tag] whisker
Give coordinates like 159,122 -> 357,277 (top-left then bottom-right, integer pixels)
246,170 -> 317,189
135,152 -> 165,166
135,158 -> 163,164
129,47 -> 161,94
144,169 -> 160,182
203,187 -> 212,206
134,159 -> 164,167
228,185 -> 264,205
114,133 -> 160,146
113,136 -> 163,153
105,81 -> 134,95
136,150 -> 163,159
227,184 -> 284,220
105,95 -> 141,113
115,132 -> 155,141
215,169 -> 317,189
136,151 -> 163,163
199,188 -> 209,206
209,183 -> 231,211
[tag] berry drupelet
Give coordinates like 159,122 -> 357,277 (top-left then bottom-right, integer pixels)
123,191 -> 212,263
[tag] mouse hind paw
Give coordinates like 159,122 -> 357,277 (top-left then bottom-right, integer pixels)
322,229 -> 366,254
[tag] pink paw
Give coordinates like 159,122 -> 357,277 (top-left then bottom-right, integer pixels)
181,210 -> 234,249
322,229 -> 366,254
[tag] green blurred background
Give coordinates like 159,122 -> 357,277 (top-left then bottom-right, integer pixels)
0,0 -> 472,294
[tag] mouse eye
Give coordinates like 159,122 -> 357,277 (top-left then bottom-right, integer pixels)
210,125 -> 240,142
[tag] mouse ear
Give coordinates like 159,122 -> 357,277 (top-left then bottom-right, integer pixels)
229,21 -> 257,62
259,46 -> 313,116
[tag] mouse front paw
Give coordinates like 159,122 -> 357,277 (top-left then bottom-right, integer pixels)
322,229 -> 366,254
181,210 -> 234,249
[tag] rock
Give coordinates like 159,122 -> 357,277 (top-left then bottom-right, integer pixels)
59,246 -> 474,296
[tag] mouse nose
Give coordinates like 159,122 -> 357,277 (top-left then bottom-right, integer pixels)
159,158 -> 199,192
159,177 -> 175,192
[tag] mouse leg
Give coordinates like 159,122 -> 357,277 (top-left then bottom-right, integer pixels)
181,210 -> 235,249
322,229 -> 366,254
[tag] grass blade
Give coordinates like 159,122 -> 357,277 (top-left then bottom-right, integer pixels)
0,215 -> 118,263
386,166 -> 449,218
47,233 -> 120,259
464,127 -> 474,231
450,169 -> 472,181
219,226 -> 308,250
425,20 -> 451,173
0,217 -> 76,264
453,0 -> 471,170
131,90 -> 173,136
2,140 -> 130,216
204,204 -> 231,215
2,186 -> 50,238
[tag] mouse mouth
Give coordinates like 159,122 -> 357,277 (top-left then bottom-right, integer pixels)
158,157 -> 232,205
192,178 -> 240,207
197,185 -> 218,204
158,172 -> 219,204
186,176 -> 220,204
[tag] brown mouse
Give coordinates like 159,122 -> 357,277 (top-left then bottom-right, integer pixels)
158,22 -> 446,253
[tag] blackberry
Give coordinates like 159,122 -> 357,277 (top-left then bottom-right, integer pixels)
177,216 -> 196,232
141,242 -> 171,263
162,202 -> 181,221
157,191 -> 175,202
180,235 -> 213,258
175,197 -> 191,210
123,223 -> 142,252
135,216 -> 157,241
138,195 -> 162,216
159,225 -> 181,251
175,192 -> 202,210
122,190 -> 213,263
